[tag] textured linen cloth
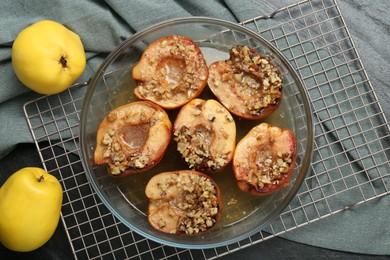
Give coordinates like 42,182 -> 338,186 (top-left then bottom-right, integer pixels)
0,0 -> 389,255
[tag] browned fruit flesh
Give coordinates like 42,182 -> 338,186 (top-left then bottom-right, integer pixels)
208,45 -> 283,120
173,99 -> 236,173
132,35 -> 208,109
145,170 -> 222,235
233,122 -> 296,195
94,101 -> 172,177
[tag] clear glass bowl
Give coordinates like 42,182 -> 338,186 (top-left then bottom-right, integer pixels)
79,17 -> 313,249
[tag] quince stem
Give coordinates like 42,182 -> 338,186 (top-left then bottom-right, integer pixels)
37,175 -> 44,182
59,56 -> 67,68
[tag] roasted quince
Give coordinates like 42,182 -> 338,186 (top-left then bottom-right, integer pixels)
233,122 -> 296,195
132,35 -> 208,109
94,101 -> 172,177
145,170 -> 222,235
208,45 -> 283,120
173,99 -> 236,173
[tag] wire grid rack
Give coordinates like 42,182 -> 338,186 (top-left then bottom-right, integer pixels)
23,0 -> 390,259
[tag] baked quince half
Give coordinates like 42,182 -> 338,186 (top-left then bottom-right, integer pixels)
233,123 -> 296,196
145,170 -> 222,235
94,101 -> 172,177
132,35 -> 208,109
173,99 -> 236,173
208,45 -> 283,119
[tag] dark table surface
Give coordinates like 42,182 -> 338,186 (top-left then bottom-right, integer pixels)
0,143 -> 388,260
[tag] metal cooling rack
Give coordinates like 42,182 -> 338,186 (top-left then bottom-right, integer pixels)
23,0 -> 390,259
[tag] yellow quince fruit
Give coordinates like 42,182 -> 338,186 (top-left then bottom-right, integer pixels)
12,20 -> 86,95
0,167 -> 63,252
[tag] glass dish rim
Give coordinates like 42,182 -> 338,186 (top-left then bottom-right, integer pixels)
79,16 -> 314,249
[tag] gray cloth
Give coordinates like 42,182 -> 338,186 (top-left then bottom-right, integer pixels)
0,0 -> 389,256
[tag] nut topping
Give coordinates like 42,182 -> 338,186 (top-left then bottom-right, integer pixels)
208,45 -> 283,120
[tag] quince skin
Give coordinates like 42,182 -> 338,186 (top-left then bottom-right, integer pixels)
12,20 -> 86,94
0,167 -> 63,252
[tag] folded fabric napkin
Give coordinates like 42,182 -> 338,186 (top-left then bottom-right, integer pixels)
0,0 -> 389,255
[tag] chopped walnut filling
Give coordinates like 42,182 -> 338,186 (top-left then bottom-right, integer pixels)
174,126 -> 228,172
229,45 -> 282,116
254,150 -> 292,190
176,184 -> 218,235
101,121 -> 151,175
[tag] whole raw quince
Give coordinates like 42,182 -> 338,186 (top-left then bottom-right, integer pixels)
12,20 -> 86,95
0,167 -> 63,252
